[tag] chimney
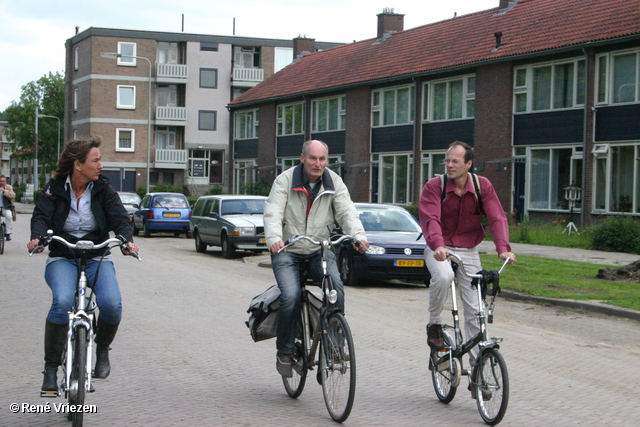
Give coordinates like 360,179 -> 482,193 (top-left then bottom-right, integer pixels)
499,0 -> 518,12
377,8 -> 404,39
293,35 -> 316,59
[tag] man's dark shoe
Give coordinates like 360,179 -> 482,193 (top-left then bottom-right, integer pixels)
5,234 -> 10,241
469,368 -> 492,401
276,351 -> 293,377
427,324 -> 445,350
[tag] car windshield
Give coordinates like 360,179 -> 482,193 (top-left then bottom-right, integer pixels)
221,199 -> 265,215
152,195 -> 189,208
119,193 -> 141,205
358,209 -> 421,232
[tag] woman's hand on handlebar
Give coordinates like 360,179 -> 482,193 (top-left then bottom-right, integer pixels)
121,241 -> 140,257
27,238 -> 44,253
270,240 -> 285,254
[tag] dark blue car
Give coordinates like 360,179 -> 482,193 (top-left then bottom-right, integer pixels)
337,203 -> 430,286
132,192 -> 191,237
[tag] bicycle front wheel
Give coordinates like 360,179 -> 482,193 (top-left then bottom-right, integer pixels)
319,312 -> 356,423
69,326 -> 88,427
0,223 -> 5,254
475,348 -> 509,426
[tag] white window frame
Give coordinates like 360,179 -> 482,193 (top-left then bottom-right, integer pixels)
592,143 -> 640,214
596,48 -> 640,105
117,85 -> 136,109
514,58 -> 586,113
311,95 -> 346,132
234,159 -> 257,194
235,109 -> 259,140
276,102 -> 305,136
427,74 -> 476,122
155,127 -> 176,149
116,128 -> 135,152
74,47 -> 79,71
526,145 -> 583,211
371,84 -> 415,127
372,152 -> 414,204
420,151 -> 446,184
117,42 -> 137,66
73,88 -> 78,112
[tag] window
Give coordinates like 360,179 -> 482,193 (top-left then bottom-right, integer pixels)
421,152 -> 446,184
374,152 -> 413,204
528,147 -> 582,210
234,46 -> 260,68
593,143 -> 640,213
514,59 -> 586,112
235,110 -> 259,140
275,47 -> 293,72
73,88 -> 78,112
74,47 -> 79,71
200,68 -> 218,88
277,102 -> 304,136
201,42 -> 219,52
199,110 -> 217,131
372,85 -> 415,127
234,160 -> 257,194
117,42 -> 137,66
117,85 -> 136,109
116,128 -> 135,152
311,95 -> 346,132
425,75 -> 475,121
157,42 -> 178,64
156,85 -> 177,107
156,127 -> 176,149
596,49 -> 640,105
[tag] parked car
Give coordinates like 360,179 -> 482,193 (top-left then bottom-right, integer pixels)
117,192 -> 142,224
337,203 -> 430,286
132,192 -> 191,237
189,195 -> 267,258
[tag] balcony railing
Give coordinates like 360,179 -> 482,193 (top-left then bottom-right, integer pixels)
155,149 -> 188,164
156,63 -> 188,80
233,67 -> 264,83
156,106 -> 187,122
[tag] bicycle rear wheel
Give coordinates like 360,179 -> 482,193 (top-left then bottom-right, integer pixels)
430,349 -> 459,403
475,348 -> 509,426
282,338 -> 307,398
0,223 -> 5,254
319,312 -> 356,423
68,326 -> 88,427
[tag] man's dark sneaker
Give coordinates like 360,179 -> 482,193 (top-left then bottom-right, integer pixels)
276,351 -> 293,377
426,324 -> 445,350
469,368 -> 492,401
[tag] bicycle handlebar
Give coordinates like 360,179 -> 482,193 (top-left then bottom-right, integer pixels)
278,234 -> 359,253
447,252 -> 510,280
30,229 -> 141,261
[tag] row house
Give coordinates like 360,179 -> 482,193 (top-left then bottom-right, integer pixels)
228,0 -> 640,224
64,27 -> 342,194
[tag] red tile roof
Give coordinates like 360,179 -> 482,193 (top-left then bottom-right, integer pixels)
230,0 -> 640,107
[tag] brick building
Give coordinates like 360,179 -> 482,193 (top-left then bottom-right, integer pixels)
228,0 -> 640,225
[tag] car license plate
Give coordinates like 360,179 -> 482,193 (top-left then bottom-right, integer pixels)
163,212 -> 181,218
259,238 -> 266,244
394,259 -> 424,267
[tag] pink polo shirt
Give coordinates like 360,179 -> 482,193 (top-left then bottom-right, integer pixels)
418,173 -> 511,255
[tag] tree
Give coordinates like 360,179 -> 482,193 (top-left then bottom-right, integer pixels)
2,71 -> 64,186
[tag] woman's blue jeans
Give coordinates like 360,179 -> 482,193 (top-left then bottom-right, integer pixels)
271,250 -> 344,354
44,258 -> 123,325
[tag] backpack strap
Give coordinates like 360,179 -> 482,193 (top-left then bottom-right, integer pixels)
440,172 -> 483,213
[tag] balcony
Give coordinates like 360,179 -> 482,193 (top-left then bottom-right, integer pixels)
232,67 -> 264,88
156,106 -> 187,126
155,149 -> 188,169
156,63 -> 189,83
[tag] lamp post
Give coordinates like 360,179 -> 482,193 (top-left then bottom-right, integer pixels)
37,113 -> 61,159
100,52 -> 152,194
562,182 -> 582,235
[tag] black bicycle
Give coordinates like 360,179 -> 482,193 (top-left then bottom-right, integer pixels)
278,234 -> 357,423
0,213 -> 5,254
32,230 -> 140,426
429,252 -> 511,425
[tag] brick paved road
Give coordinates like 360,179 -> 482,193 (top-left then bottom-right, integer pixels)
1,216 -> 639,426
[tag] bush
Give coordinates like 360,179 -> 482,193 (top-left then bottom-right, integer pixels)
241,179 -> 272,196
204,184 -> 225,195
591,216 -> 640,254
404,204 -> 419,221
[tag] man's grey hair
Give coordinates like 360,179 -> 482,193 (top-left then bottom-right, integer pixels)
301,139 -> 329,156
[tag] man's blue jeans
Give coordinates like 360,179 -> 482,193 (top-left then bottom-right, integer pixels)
271,250 -> 344,354
44,258 -> 123,325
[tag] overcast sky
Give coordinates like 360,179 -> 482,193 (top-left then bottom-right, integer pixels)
0,0 -> 499,111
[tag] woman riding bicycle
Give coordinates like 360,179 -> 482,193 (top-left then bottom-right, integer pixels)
27,137 -> 139,394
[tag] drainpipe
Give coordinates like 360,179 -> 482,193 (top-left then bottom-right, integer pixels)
581,48 -> 590,228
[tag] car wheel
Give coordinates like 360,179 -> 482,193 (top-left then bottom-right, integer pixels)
339,249 -> 359,286
220,233 -> 235,259
194,231 -> 207,253
143,221 -> 151,238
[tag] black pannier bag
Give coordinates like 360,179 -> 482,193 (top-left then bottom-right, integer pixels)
246,285 -> 281,342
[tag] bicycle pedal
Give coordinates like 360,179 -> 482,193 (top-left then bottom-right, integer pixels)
40,390 -> 59,398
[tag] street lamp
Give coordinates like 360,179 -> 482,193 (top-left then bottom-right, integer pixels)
100,52 -> 152,194
562,182 -> 582,235
37,113 -> 61,159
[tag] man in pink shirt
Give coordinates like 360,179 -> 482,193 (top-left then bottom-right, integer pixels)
419,141 -> 515,393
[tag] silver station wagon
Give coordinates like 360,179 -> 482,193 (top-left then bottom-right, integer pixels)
189,195 -> 268,258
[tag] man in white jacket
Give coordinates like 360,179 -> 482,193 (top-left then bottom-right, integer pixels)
264,140 -> 369,377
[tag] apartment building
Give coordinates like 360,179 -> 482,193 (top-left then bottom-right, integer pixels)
228,0 -> 640,224
64,27 -> 342,194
